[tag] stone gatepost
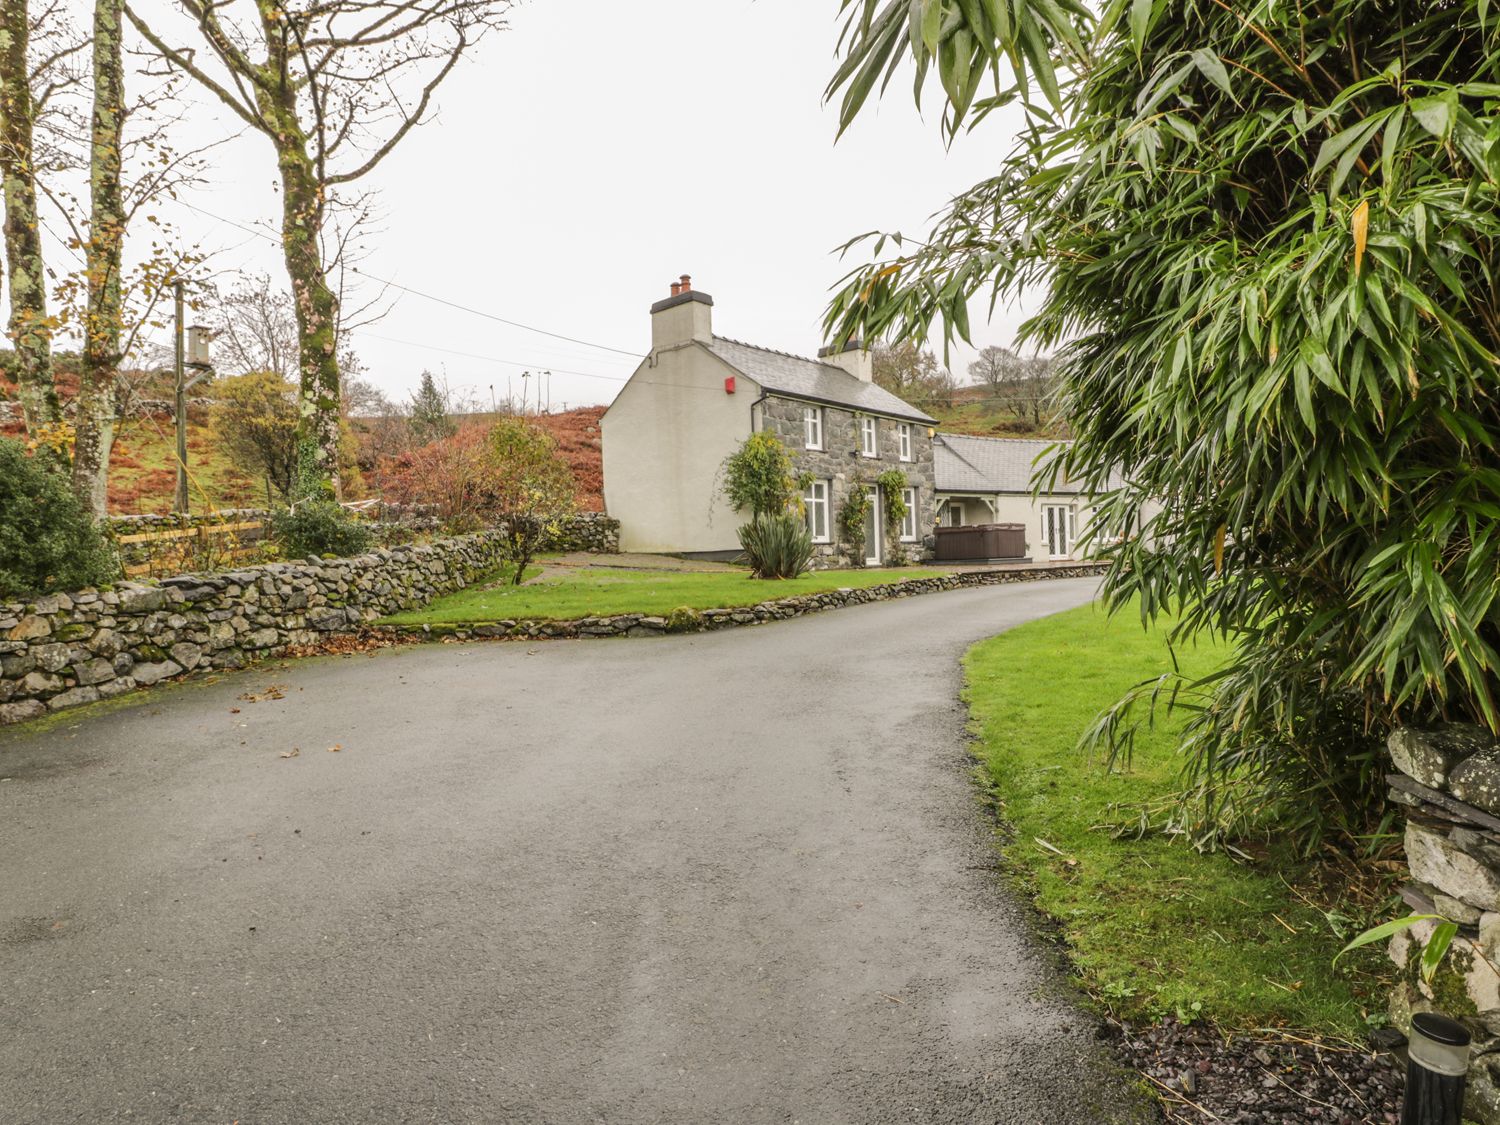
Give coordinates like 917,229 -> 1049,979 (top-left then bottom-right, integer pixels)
1387,724 -> 1500,1122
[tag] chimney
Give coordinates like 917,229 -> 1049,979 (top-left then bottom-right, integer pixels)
650,273 -> 713,350
818,338 -> 873,383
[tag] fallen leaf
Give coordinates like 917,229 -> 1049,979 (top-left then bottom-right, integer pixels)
279,748 -> 300,759
229,708 -> 240,714
327,744 -> 342,753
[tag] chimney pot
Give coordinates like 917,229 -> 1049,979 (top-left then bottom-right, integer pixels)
670,282 -> 681,297
679,274 -> 692,293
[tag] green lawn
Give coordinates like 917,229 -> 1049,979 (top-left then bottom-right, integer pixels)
380,563 -> 944,624
964,602 -> 1393,1038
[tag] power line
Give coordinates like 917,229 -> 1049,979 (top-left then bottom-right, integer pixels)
360,330 -> 633,384
173,197 -> 643,359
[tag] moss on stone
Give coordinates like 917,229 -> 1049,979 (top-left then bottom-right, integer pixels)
665,606 -> 704,634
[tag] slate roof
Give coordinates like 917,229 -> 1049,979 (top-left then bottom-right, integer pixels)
703,336 -> 937,424
934,433 -> 1123,495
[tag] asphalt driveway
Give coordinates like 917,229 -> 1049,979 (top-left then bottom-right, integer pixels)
0,576 -> 1150,1124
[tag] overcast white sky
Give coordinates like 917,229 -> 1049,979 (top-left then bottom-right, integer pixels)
30,0 -> 1040,410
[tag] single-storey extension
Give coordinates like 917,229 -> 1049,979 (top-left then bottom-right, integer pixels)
934,433 -> 1125,562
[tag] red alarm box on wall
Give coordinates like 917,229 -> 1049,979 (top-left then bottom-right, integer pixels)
724,376 -> 736,394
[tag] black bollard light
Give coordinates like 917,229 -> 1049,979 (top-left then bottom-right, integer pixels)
1402,1011 -> 1472,1125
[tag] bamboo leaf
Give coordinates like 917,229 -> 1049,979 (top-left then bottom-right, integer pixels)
922,0 -> 944,53
1421,921 -> 1459,984
1190,48 -> 1233,98
1129,0 -> 1151,55
1337,915 -> 1441,962
1352,199 -> 1370,276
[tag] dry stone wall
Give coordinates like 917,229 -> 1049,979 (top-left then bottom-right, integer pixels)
0,532 -> 512,725
1,549 -> 1094,728
1385,724 -> 1500,1123
542,512 -> 619,554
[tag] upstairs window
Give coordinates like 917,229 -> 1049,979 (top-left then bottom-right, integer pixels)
860,416 -> 878,458
803,405 -> 823,450
901,487 -> 918,541
805,480 -> 830,542
898,423 -> 912,462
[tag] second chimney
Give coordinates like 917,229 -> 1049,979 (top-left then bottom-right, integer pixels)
651,274 -> 713,351
818,338 -> 873,383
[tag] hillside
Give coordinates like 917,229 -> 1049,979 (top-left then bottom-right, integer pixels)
3,390 -> 607,515
361,406 -> 606,513
923,384 -> 1070,440
108,409 -> 263,514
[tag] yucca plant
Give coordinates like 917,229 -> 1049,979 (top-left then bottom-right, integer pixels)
825,0 -> 1500,847
738,512 -> 815,580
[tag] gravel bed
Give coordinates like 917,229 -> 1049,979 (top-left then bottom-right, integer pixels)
1108,1018 -> 1404,1123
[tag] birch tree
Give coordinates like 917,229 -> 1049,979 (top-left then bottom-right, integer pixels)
44,23 -> 207,516
0,0 -> 75,433
69,0 -> 125,514
127,0 -> 508,498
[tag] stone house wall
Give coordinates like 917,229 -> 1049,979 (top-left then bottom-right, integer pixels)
757,395 -> 936,566
1384,724 -> 1500,1123
0,532 -> 516,726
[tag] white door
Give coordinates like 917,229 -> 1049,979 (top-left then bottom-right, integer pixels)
863,489 -> 882,566
1043,504 -> 1072,559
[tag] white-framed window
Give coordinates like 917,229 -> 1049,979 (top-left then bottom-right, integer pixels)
860,416 -> 878,458
900,487 -> 918,541
898,423 -> 912,462
803,405 -> 823,450
804,479 -> 830,543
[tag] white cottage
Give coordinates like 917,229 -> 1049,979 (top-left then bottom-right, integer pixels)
602,278 -> 937,563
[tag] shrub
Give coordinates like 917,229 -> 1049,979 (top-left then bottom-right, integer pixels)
377,425 -> 493,533
271,499 -> 372,559
837,485 -> 874,567
737,511 -> 814,579
0,438 -> 118,598
721,431 -> 801,517
825,0 -> 1500,848
486,417 -> 577,584
210,371 -> 299,500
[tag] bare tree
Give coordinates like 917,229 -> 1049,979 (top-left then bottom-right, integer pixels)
968,345 -> 1056,429
127,0 -> 509,498
207,278 -> 301,382
872,341 -> 956,411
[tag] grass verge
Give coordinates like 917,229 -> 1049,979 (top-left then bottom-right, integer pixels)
963,600 -> 1394,1039
379,564 -> 943,624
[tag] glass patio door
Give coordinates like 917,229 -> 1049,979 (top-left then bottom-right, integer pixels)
1043,504 -> 1072,559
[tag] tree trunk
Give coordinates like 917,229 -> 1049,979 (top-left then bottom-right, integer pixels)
0,0 -> 58,435
251,13 -> 341,500
72,0 -> 125,516
278,150 -> 342,500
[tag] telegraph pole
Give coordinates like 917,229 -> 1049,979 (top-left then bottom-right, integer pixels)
174,280 -> 188,513
172,279 -> 212,514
